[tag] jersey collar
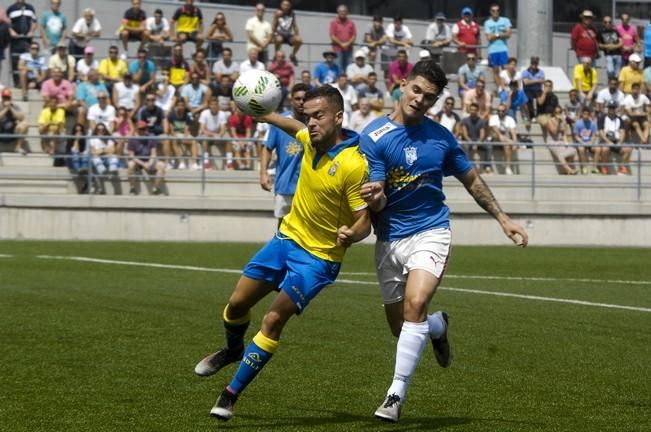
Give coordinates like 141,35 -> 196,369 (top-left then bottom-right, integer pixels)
312,128 -> 359,168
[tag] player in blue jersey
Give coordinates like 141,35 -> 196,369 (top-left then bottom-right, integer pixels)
360,60 -> 528,423
259,83 -> 309,225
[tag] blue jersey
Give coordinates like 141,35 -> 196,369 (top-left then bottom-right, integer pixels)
360,116 -> 473,241
484,17 -> 511,54
265,111 -> 303,195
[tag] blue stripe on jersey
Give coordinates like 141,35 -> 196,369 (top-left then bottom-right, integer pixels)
265,111 -> 303,195
360,115 -> 473,241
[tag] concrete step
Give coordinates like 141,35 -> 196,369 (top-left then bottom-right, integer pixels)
0,152 -> 55,167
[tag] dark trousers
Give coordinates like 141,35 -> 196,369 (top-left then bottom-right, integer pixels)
10,37 -> 31,87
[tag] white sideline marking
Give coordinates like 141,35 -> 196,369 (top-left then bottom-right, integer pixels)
36,255 -> 651,314
341,271 -> 651,286
0,254 -> 13,258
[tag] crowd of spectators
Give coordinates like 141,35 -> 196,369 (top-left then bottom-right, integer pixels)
2,0 -> 651,188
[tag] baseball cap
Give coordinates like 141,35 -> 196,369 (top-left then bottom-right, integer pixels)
629,53 -> 642,63
606,100 -> 618,109
323,50 -> 337,58
84,46 -> 94,54
419,50 -> 431,59
461,7 -> 473,16
354,49 -> 366,59
1,88 -> 11,98
57,40 -> 67,49
581,10 -> 594,18
435,12 -> 446,20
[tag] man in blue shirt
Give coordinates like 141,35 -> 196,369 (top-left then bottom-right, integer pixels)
483,3 -> 512,87
128,48 -> 156,91
360,60 -> 528,423
501,79 -> 530,130
260,83 -> 308,226
38,0 -> 67,53
644,11 -> 651,68
313,50 -> 340,86
521,56 -> 545,120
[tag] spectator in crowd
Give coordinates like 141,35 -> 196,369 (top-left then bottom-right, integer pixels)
0,88 -> 28,154
166,44 -> 190,88
565,89 -> 583,128
205,11 -> 232,62
198,97 -> 229,169
18,41 -> 46,101
502,79 -> 530,129
621,82 -> 650,143
212,46 -> 239,82
521,56 -> 544,119
536,79 -> 560,142
155,69 -> 176,115
424,12 -> 452,63
120,0 -> 147,52
245,3 -> 272,64
75,69 -> 108,125
616,13 -> 638,65
0,12 -> 8,77
144,9 -> 170,46
39,0 -> 67,53
596,77 -> 624,113
598,15 -> 623,80
88,122 -> 119,188
364,15 -> 387,67
76,46 -> 98,82
69,8 -> 101,60
129,48 -> 156,92
135,93 -> 164,136
209,74 -> 233,108
113,73 -> 140,116
463,77 -> 492,120
331,73 -> 358,116
272,0 -> 302,66
41,66 -> 75,115
358,71 -> 384,113
460,102 -> 490,173
498,56 -> 521,95
598,101 -> 631,175
164,97 -> 198,170
433,96 -> 461,137
67,123 -> 88,174
571,10 -> 598,64
7,0 -> 37,87
545,106 -> 578,175
240,47 -> 266,74
48,41 -> 75,81
573,106 -> 601,174
190,48 -> 211,85
113,105 -> 134,159
346,49 -> 373,94
349,97 -> 376,133
489,103 -> 518,175
457,52 -> 485,97
98,45 -> 128,97
128,120 -> 166,195
644,11 -> 651,68
386,49 -> 413,93
484,3 -> 512,87
329,4 -> 356,72
619,53 -> 644,94
228,102 -> 255,170
299,69 -> 316,91
170,0 -> 204,50
180,71 -> 209,122
87,91 -> 115,132
313,50 -> 340,86
645,62 -> 651,93
452,7 -> 480,55
383,15 -> 413,74
38,96 -> 65,155
573,56 -> 598,102
269,50 -> 295,109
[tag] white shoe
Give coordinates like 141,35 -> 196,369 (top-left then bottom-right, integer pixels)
191,163 -> 201,170
165,163 -> 174,170
178,162 -> 186,170
119,52 -> 127,61
374,394 -> 402,422
505,166 -> 514,175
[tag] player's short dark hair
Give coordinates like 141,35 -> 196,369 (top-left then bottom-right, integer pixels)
291,83 -> 310,95
581,106 -> 591,113
373,15 -> 383,22
407,60 -> 448,95
445,96 -> 454,104
632,82 -> 641,88
223,47 -> 232,55
394,15 -> 403,22
368,71 -> 377,78
469,102 -> 480,110
154,8 -> 163,15
305,85 -> 344,113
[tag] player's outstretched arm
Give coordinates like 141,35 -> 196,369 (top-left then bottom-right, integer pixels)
457,168 -> 529,247
257,112 -> 305,138
336,208 -> 371,248
360,181 -> 387,212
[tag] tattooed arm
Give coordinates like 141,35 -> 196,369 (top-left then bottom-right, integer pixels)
457,167 -> 529,247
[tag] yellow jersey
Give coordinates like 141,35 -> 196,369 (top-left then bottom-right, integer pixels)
572,64 -> 597,93
98,58 -> 128,81
618,66 -> 644,94
280,128 -> 368,263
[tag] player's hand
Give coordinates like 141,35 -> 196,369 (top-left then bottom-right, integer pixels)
361,181 -> 385,203
260,172 -> 272,191
336,225 -> 355,248
501,218 -> 529,247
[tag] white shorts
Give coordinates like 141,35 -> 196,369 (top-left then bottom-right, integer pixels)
274,194 -> 293,218
375,227 -> 452,304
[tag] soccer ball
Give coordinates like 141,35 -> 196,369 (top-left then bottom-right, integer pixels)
232,70 -> 282,116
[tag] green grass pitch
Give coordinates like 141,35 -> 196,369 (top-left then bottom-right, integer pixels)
1,241 -> 650,431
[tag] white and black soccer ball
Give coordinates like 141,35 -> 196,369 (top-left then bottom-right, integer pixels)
232,70 -> 282,116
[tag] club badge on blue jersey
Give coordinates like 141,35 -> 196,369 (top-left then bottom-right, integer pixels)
404,146 -> 418,166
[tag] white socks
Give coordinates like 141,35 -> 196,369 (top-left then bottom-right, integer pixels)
387,320 -> 429,400
427,311 -> 446,339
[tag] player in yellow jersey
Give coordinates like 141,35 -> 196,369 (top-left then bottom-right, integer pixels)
194,85 -> 371,421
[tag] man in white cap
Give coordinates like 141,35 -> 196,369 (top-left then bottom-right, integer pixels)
570,10 -> 598,64
346,49 -> 374,94
618,52 -> 644,94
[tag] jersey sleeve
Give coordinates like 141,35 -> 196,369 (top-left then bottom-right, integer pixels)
442,131 -> 473,177
345,150 -> 369,212
295,128 -> 311,151
359,133 -> 386,183
265,126 -> 278,150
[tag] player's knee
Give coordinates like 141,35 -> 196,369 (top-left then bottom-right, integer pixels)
403,295 -> 429,319
261,310 -> 288,335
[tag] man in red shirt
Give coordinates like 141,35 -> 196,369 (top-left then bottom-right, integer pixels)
452,7 -> 480,55
268,50 -> 295,110
571,10 -> 598,64
329,4 -> 356,74
227,102 -> 254,170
